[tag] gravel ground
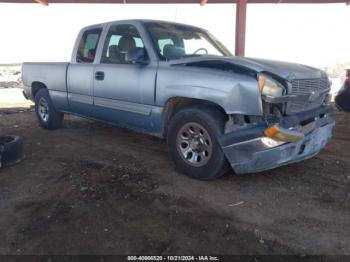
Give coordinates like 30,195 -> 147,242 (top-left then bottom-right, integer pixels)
0,108 -> 349,257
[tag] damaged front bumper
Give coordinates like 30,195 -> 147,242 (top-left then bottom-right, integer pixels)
219,106 -> 335,174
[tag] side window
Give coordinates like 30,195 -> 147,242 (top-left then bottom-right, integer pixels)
76,28 -> 102,63
101,24 -> 145,64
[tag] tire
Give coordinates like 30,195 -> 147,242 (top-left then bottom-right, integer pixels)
34,88 -> 64,130
167,106 -> 229,180
0,136 -> 24,168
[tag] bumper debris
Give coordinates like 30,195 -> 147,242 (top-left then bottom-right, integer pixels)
219,106 -> 335,174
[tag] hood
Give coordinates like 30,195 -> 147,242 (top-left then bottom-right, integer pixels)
170,56 -> 326,81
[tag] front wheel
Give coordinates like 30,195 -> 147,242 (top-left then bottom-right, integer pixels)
167,106 -> 229,180
34,88 -> 64,130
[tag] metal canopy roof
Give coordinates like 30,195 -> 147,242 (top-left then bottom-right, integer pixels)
0,0 -> 348,3
1,0 -> 349,56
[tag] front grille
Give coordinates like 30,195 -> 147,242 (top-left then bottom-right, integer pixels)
289,78 -> 329,113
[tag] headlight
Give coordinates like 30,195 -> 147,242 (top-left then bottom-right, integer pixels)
258,74 -> 285,97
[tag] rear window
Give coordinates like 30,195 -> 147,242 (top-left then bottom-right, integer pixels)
76,28 -> 102,63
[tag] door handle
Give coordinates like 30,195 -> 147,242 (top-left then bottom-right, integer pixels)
95,71 -> 105,81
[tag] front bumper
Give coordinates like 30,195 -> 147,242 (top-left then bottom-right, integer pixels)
219,106 -> 335,174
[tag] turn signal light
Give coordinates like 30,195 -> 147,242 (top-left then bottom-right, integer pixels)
264,125 -> 279,138
264,125 -> 304,143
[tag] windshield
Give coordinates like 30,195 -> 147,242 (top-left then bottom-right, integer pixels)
144,22 -> 231,61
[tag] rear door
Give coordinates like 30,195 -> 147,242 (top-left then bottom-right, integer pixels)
67,26 -> 103,116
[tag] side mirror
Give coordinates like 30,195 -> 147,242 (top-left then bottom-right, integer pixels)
125,48 -> 149,64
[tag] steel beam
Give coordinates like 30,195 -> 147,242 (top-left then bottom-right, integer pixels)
0,0 -> 348,3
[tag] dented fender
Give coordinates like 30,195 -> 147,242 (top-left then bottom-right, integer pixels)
155,62 -> 263,116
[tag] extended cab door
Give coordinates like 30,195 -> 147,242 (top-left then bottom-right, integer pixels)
67,26 -> 103,116
92,22 -> 158,128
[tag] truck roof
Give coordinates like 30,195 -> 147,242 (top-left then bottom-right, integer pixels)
81,19 -> 204,31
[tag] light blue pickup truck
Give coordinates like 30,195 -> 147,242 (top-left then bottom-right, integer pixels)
22,19 -> 334,180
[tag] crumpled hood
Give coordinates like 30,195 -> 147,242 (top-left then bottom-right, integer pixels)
170,56 -> 326,80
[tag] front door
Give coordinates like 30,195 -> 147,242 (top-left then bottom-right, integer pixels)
67,27 -> 103,117
93,23 -> 157,129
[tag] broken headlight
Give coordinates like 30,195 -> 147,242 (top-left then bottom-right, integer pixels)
258,74 -> 285,97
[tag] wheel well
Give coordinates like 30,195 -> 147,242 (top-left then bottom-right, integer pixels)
31,82 -> 47,98
162,97 -> 228,136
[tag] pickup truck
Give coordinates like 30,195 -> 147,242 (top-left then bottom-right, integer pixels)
22,19 -> 335,180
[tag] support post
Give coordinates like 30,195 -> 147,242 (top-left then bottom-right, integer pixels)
235,0 -> 247,56
35,0 -> 48,4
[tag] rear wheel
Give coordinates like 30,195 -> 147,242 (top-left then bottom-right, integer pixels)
167,106 -> 229,180
34,88 -> 64,130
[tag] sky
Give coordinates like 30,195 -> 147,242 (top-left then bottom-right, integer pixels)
0,2 -> 349,67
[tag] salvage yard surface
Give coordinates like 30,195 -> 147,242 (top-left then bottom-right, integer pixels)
0,108 -> 349,256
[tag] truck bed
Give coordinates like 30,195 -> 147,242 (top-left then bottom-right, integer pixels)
22,62 -> 70,111
22,62 -> 69,101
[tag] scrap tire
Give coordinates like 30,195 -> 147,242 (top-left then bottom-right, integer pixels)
0,136 -> 24,168
167,106 -> 229,180
35,88 -> 64,130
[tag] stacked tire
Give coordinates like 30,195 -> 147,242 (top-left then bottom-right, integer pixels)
0,136 -> 24,168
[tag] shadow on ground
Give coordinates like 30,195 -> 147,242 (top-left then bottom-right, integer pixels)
0,109 -> 349,255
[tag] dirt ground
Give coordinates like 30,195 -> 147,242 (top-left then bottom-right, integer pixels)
0,108 -> 349,257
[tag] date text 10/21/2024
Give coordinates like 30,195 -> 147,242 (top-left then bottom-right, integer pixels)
127,256 -> 220,261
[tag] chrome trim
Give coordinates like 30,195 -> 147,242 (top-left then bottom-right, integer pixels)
263,88 -> 330,104
94,97 -> 152,116
68,93 -> 93,105
288,78 -> 330,113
